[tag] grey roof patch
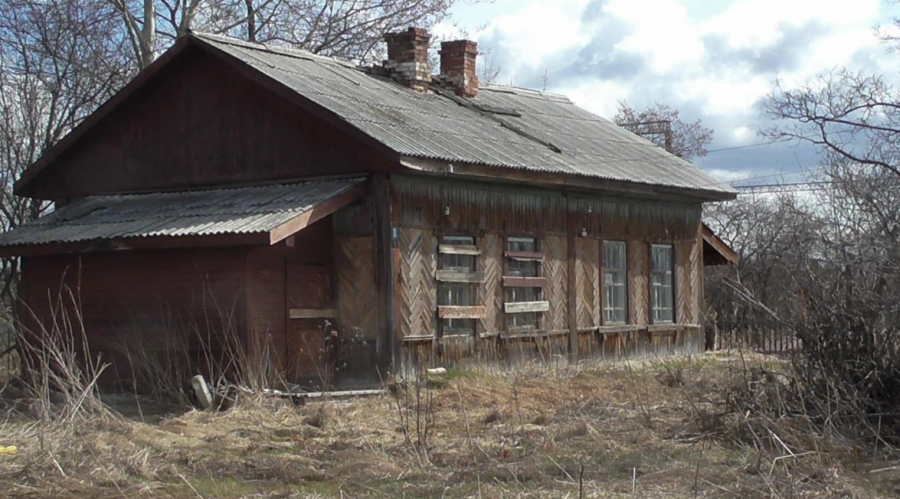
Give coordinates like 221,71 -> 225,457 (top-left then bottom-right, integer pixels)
195,33 -> 734,197
0,177 -> 365,247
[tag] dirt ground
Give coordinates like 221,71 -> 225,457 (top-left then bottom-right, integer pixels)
2,352 -> 900,498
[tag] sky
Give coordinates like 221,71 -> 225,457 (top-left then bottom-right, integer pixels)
437,0 -> 900,186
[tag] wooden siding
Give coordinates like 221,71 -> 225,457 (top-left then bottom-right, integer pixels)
393,175 -> 701,239
676,234 -> 703,324
541,235 -> 569,332
28,48 -> 395,200
575,237 -> 601,330
246,216 -> 333,380
397,228 -> 437,338
477,233 -> 503,334
392,175 -> 707,372
627,241 -> 650,325
334,236 -> 377,340
21,247 -> 248,390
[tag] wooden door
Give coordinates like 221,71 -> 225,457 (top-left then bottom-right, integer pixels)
285,263 -> 334,386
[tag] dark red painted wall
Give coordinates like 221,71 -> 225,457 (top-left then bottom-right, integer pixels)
27,46 -> 395,200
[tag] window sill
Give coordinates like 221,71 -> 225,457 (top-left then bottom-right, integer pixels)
438,305 -> 486,319
504,301 -> 550,314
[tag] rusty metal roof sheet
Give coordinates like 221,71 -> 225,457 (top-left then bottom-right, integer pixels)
0,177 -> 364,247
194,33 -> 734,197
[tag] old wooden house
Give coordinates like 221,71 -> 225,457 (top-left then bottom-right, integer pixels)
0,28 -> 737,389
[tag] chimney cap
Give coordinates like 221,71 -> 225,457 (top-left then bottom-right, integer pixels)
440,40 -> 478,53
384,27 -> 431,40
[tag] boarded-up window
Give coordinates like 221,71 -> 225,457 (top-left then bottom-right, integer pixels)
651,244 -> 675,323
603,241 -> 627,324
440,235 -> 476,333
506,237 -> 540,330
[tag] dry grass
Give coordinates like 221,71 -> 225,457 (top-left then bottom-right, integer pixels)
1,352 -> 900,498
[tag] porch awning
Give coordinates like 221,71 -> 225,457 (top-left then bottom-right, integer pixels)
0,177 -> 367,256
702,223 -> 738,266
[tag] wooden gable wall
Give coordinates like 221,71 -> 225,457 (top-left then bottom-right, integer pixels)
25,47 -> 396,200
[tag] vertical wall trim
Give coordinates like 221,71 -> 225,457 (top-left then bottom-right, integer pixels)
373,174 -> 397,375
566,194 -> 578,361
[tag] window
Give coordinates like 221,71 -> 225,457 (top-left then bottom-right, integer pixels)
506,237 -> 540,330
440,235 -> 476,333
651,244 -> 675,323
603,241 -> 627,324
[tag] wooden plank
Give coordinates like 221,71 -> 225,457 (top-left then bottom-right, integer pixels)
575,238 -> 600,330
500,329 -> 568,340
401,334 -> 436,342
567,202 -> 579,360
627,241 -> 650,325
289,308 -> 337,319
334,235 -> 377,341
502,276 -> 547,288
439,244 -> 480,256
542,235 -> 569,331
477,233 -> 503,334
373,175 -> 397,374
438,305 -> 486,320
598,324 -> 645,334
505,251 -> 544,261
436,270 -> 484,283
505,301 -> 550,314
0,232 -> 270,258
269,182 -> 369,244
398,227 -> 437,338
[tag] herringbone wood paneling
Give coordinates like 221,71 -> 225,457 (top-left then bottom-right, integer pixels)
398,228 -> 437,337
690,236 -> 702,324
477,233 -> 503,333
542,235 -> 568,331
676,238 -> 702,324
576,238 -> 600,329
335,236 -> 377,340
627,241 -> 649,324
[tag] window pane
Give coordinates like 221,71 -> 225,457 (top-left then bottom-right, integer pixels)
441,236 -> 476,333
442,235 -> 475,271
651,244 -> 674,323
603,241 -> 627,323
507,237 -> 538,277
506,237 -> 540,329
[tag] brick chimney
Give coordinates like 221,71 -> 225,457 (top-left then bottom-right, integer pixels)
440,40 -> 479,98
383,27 -> 431,93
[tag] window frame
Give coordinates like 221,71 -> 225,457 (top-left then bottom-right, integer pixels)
650,243 -> 676,324
602,240 -> 628,325
438,234 -> 477,335
504,236 -> 542,331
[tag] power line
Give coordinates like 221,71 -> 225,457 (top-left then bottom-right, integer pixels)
706,139 -> 791,154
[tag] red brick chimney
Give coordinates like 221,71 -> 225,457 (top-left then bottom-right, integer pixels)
383,27 -> 431,93
440,40 -> 479,98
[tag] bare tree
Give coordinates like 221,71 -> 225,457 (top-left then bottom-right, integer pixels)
107,0 -> 203,68
614,101 -> 714,161
762,70 -> 900,179
203,0 -> 460,63
107,0 -> 462,68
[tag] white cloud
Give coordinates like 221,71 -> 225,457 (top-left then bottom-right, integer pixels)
707,168 -> 755,182
447,0 -> 898,175
603,0 -> 705,73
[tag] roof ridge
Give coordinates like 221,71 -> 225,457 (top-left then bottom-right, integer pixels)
480,84 -> 570,102
190,32 -> 358,69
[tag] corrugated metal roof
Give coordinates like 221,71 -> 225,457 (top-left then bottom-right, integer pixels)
195,33 -> 734,197
0,177 -> 364,247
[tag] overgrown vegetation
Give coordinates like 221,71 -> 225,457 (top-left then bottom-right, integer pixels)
5,349 -> 900,498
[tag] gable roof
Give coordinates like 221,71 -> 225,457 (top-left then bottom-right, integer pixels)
15,32 -> 736,201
